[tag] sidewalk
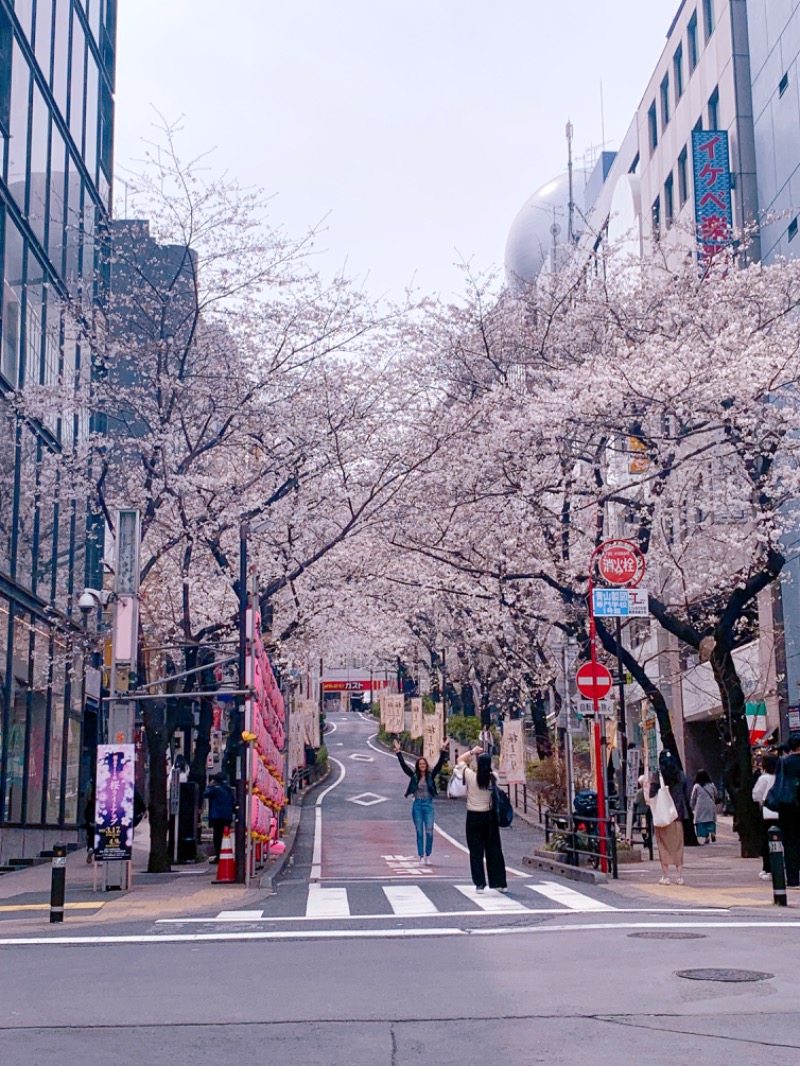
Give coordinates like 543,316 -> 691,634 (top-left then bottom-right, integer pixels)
0,811 -> 297,930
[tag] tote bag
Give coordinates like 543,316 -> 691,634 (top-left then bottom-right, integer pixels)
766,761 -> 800,810
447,767 -> 467,799
650,776 -> 679,828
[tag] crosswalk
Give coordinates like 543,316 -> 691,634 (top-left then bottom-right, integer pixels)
158,879 -> 616,926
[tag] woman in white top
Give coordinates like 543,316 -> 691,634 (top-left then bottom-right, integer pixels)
752,753 -> 779,880
454,746 -> 507,892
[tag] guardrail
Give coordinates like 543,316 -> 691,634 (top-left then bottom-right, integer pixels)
543,811 -> 619,878
287,763 -> 326,800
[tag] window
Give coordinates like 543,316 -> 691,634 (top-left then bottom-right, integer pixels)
693,115 -> 703,135
629,152 -> 640,174
678,146 -> 689,205
688,11 -> 699,72
660,73 -> 671,128
0,8 -> 13,131
708,86 -> 720,129
652,196 -> 661,237
664,173 -> 675,227
780,72 -> 790,98
702,0 -> 715,42
674,43 -> 684,100
648,101 -> 658,153
789,217 -> 798,242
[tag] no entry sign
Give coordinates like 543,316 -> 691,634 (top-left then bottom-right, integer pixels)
576,662 -> 613,701
597,540 -> 645,587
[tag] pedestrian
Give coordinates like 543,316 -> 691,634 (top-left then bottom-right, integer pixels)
690,769 -> 719,844
776,736 -> 800,889
203,772 -> 235,865
648,750 -> 690,885
752,752 -> 779,880
392,738 -> 449,865
453,746 -> 507,892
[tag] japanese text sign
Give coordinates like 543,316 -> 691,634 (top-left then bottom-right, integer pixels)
692,130 -> 732,263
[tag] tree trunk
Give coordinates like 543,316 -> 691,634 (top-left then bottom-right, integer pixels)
711,645 -> 762,858
143,702 -> 173,873
189,695 -> 213,797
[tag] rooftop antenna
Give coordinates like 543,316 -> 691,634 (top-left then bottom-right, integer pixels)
566,120 -> 575,244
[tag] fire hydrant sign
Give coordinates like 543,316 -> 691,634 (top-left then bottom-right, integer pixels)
592,588 -> 649,617
597,541 -> 645,587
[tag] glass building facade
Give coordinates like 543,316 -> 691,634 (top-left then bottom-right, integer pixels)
0,0 -> 115,856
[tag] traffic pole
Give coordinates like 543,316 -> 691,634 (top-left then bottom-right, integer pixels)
587,573 -> 608,872
768,825 -> 788,906
49,842 -> 67,923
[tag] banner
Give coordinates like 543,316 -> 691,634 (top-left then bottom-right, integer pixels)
499,718 -> 525,784
692,129 -> 733,264
94,745 -> 136,861
409,697 -> 423,739
423,706 -> 443,766
381,693 -> 405,734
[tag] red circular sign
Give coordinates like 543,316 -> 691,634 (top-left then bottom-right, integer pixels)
598,540 -> 645,587
576,662 -> 613,700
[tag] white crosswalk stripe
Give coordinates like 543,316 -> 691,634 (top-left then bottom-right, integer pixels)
527,881 -> 616,912
454,885 -> 529,912
383,885 -> 440,916
305,885 -> 350,918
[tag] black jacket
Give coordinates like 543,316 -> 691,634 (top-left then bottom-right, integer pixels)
396,750 -> 446,798
204,781 -> 235,822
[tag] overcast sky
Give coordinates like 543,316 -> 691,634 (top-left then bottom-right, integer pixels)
114,0 -> 680,304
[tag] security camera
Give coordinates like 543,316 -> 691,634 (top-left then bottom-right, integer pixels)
78,588 -> 108,614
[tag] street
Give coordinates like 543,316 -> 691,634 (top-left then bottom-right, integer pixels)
1,712 -> 800,1064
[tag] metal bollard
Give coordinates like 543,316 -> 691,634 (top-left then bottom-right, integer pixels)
768,825 -> 788,907
50,842 -> 67,923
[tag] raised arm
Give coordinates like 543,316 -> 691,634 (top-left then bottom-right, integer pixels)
430,740 -> 450,779
456,746 -> 483,766
392,738 -> 414,777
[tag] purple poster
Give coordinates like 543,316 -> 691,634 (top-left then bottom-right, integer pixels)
94,745 -> 135,861
691,130 -> 733,264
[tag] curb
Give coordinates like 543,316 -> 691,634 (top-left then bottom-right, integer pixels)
523,853 -> 608,885
258,765 -> 332,890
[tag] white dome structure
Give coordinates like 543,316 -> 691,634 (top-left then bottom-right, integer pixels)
504,172 -> 573,288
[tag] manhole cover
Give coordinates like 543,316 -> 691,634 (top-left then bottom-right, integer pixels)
628,931 -> 707,941
676,968 -> 773,983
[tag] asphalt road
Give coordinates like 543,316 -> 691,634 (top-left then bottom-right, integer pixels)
2,711 -> 800,1064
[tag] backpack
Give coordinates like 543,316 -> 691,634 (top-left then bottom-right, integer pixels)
492,784 -> 514,828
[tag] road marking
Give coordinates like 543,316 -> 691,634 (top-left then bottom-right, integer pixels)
348,792 -> 388,806
383,885 -> 440,916
305,885 -> 350,918
455,885 -> 529,912
528,881 -> 616,912
310,757 -> 347,882
349,753 -> 374,762
215,910 -> 265,920
6,919 -> 786,947
432,822 -> 529,879
382,855 -> 432,876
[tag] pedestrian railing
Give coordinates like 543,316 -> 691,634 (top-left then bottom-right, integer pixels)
543,810 -> 619,878
287,763 -> 326,800
503,782 -> 545,823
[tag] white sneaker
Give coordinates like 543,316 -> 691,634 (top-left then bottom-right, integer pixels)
658,876 -> 670,885
676,877 -> 685,885
759,871 -> 772,880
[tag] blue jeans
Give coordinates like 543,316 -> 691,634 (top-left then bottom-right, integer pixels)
412,798 -> 435,857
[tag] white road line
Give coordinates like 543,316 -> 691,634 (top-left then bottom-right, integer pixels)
305,885 -> 351,918
324,720 -> 337,735
432,822 -> 529,879
215,910 -> 265,920
366,733 -> 394,758
310,756 -> 346,882
527,881 -> 616,912
455,885 -> 529,912
383,885 -> 439,916
5,918 -> 786,947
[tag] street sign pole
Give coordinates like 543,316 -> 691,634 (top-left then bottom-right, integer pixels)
587,562 -> 609,871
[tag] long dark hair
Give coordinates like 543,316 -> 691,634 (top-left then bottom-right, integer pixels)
694,769 -> 710,787
414,757 -> 429,777
476,753 -> 494,790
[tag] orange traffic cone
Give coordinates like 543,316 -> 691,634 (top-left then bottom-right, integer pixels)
215,827 -> 236,884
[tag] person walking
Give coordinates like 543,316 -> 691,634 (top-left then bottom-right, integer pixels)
83,785 -> 96,864
648,750 -> 690,885
203,772 -> 236,864
776,736 -> 800,889
690,769 -> 719,844
393,738 -> 449,865
453,747 -> 507,892
752,752 -> 779,881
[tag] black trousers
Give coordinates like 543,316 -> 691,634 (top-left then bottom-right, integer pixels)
210,818 -> 231,860
466,810 -> 507,889
778,809 -> 800,886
